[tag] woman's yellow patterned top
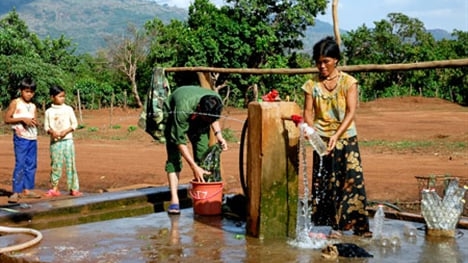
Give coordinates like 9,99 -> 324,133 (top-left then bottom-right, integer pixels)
301,72 -> 358,138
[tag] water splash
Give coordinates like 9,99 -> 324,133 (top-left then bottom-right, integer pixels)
313,157 -> 324,209
288,126 -> 328,249
175,110 -> 328,247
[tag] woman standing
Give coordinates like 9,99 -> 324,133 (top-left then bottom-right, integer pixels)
301,36 -> 371,238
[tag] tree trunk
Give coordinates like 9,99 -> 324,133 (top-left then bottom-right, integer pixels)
131,79 -> 142,108
332,0 -> 341,46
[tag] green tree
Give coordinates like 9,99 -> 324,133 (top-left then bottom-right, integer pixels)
341,13 -> 467,103
0,10 -> 70,109
40,35 -> 80,73
145,0 -> 327,104
436,30 -> 468,104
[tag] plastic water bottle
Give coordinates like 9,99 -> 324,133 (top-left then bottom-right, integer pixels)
373,204 -> 385,240
390,232 -> 401,247
403,224 -> 417,237
299,123 -> 328,156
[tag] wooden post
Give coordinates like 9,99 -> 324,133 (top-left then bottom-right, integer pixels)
332,0 -> 341,46
196,72 -> 220,148
77,89 -> 83,124
246,101 -> 301,239
110,92 -> 115,126
197,72 -> 212,89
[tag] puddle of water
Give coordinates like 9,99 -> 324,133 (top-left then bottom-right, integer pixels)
1,209 -> 467,262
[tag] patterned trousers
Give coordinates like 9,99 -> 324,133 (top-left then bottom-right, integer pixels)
50,139 -> 80,191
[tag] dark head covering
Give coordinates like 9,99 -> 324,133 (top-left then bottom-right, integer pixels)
199,95 -> 223,120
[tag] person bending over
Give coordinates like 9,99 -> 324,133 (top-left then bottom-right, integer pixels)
163,85 -> 228,214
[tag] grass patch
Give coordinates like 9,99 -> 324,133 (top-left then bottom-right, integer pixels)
361,139 -> 467,152
127,125 -> 138,133
221,128 -> 238,143
361,140 -> 434,149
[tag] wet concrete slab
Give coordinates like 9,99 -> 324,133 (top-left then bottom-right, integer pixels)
1,207 -> 468,263
0,185 -> 192,229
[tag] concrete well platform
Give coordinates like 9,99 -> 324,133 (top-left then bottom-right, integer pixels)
0,186 -> 468,262
1,210 -> 468,262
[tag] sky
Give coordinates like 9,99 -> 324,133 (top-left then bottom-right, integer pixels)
163,0 -> 467,32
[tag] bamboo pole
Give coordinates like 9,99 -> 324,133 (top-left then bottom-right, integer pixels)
165,58 -> 468,74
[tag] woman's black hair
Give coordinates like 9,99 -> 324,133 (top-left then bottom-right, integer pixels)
312,36 -> 341,62
50,85 -> 65,97
199,95 -> 223,119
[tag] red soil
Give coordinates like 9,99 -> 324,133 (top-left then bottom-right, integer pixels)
0,97 -> 467,209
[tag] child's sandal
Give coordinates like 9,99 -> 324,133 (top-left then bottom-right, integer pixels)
44,189 -> 61,197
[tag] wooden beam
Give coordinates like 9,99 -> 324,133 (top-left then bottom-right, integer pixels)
165,58 -> 468,74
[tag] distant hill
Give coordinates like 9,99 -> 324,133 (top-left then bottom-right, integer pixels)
301,20 -> 347,54
0,0 -> 187,54
428,29 -> 454,40
0,0 -> 340,55
0,0 -> 453,55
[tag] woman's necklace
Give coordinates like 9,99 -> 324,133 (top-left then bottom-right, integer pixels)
322,72 -> 340,91
323,80 -> 337,91
319,71 -> 339,81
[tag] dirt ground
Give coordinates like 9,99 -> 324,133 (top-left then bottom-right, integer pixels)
0,97 -> 467,210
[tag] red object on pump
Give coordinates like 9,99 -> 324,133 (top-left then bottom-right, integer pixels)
290,114 -> 303,126
261,89 -> 280,102
281,114 -> 303,126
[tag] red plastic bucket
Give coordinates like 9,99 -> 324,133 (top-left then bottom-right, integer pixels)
189,180 -> 224,215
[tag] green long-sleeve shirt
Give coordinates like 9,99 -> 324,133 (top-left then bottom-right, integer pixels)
163,85 -> 221,145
